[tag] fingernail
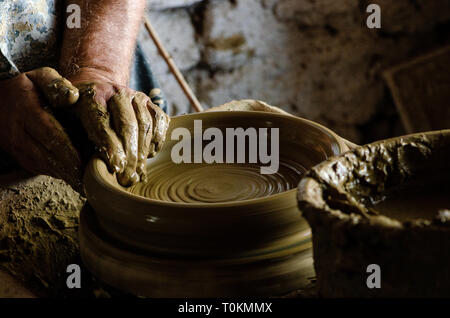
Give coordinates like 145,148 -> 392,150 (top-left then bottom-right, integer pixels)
129,172 -> 139,185
112,165 -> 121,174
117,169 -> 139,187
139,172 -> 147,183
110,155 -> 125,174
148,144 -> 156,158
137,165 -> 147,182
117,172 -> 130,187
66,88 -> 79,105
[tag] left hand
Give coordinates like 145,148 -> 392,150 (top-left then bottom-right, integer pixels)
68,67 -> 170,187
0,67 -> 82,191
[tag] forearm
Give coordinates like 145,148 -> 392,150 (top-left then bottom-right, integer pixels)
60,0 -> 146,85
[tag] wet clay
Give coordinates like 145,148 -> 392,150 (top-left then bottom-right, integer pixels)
75,83 -> 126,175
300,131 -> 450,225
84,111 -> 350,259
125,110 -> 345,203
373,185 -> 450,222
206,99 -> 292,116
298,130 -> 450,297
28,67 -> 79,107
79,203 -> 315,297
75,83 -> 170,187
128,160 -> 305,203
44,77 -> 79,107
81,111 -> 354,296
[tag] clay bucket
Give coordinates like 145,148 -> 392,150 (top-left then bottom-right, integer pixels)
298,129 -> 450,297
83,111 -> 353,258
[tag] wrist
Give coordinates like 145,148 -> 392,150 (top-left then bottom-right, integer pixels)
64,66 -> 126,86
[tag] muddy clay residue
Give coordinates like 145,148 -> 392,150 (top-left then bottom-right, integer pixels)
373,185 -> 450,222
0,173 -> 84,295
128,159 -> 305,203
298,130 -> 450,297
300,131 -> 450,227
75,83 -> 170,187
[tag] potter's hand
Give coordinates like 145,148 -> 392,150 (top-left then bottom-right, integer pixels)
0,67 -> 82,190
69,69 -> 170,187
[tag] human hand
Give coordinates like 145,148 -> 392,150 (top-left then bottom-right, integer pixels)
68,68 -> 170,187
0,67 -> 82,190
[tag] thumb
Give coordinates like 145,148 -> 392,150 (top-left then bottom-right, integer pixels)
26,67 -> 79,107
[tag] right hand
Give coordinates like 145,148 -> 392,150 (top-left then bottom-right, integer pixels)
68,67 -> 170,187
0,67 -> 82,191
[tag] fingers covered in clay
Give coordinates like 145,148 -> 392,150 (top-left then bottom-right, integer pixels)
109,89 -> 140,186
75,84 -> 127,175
26,67 -> 79,107
73,82 -> 169,187
147,100 -> 170,158
132,92 -> 153,181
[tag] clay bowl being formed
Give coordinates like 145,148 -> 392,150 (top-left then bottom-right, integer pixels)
80,111 -> 355,296
298,129 -> 450,297
84,111 -> 352,258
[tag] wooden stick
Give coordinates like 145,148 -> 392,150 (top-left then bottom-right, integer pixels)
144,17 -> 204,112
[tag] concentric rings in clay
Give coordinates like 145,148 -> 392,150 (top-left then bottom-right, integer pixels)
83,111 -> 351,257
128,160 -> 306,203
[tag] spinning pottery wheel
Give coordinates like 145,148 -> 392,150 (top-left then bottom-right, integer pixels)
80,111 -> 352,297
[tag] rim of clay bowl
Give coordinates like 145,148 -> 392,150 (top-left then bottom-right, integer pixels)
85,111 -> 351,208
298,129 -> 450,230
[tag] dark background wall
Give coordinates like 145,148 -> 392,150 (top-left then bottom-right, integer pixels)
142,0 -> 450,144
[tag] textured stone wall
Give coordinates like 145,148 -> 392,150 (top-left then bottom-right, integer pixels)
141,0 -> 450,144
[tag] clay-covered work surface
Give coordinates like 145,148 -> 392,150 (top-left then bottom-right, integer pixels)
298,130 -> 450,297
0,172 -> 84,296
